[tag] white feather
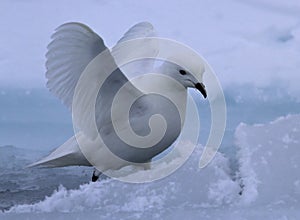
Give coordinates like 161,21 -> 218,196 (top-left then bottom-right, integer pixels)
111,22 -> 159,78
46,22 -> 106,109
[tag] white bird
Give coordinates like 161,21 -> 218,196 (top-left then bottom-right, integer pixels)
29,22 -> 207,181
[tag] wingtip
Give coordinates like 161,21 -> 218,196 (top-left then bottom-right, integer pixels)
25,161 -> 40,168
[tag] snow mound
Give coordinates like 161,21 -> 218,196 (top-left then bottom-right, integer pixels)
4,114 -> 300,218
236,114 -> 300,205
7,144 -> 240,214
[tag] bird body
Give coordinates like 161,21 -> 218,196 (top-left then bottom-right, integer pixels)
29,22 -> 206,181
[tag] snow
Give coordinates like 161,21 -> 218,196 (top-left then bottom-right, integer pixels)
0,114 -> 299,219
5,144 -> 240,214
236,114 -> 300,207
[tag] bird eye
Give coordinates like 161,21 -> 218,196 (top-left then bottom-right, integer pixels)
179,70 -> 186,75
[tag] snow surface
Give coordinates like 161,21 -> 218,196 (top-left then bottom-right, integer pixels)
6,144 -> 239,213
0,114 -> 299,219
236,114 -> 300,206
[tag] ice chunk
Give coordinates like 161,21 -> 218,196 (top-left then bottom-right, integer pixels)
236,114 -> 300,205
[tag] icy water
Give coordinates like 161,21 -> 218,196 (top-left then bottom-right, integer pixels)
0,85 -> 299,219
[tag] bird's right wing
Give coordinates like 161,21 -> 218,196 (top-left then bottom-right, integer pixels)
46,22 -> 107,109
46,22 -> 142,139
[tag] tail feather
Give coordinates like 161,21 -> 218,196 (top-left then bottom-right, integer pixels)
28,135 -> 91,168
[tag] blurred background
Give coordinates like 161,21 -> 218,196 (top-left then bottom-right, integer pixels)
0,0 -> 299,219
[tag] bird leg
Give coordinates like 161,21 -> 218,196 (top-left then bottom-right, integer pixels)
92,168 -> 102,182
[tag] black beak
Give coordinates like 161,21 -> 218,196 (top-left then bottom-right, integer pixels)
195,82 -> 207,98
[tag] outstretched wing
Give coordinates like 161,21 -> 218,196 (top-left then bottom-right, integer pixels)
46,22 -> 107,109
111,22 -> 159,78
115,22 -> 156,44
45,22 -> 159,139
46,22 -> 141,138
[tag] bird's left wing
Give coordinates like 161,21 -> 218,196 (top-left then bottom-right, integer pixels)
111,22 -> 159,78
